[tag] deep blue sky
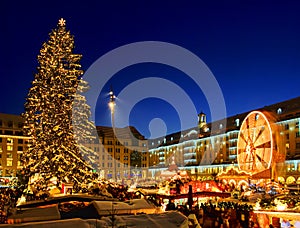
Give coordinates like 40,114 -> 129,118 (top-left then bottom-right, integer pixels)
1,1 -> 300,138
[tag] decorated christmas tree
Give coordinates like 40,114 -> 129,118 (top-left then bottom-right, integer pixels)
73,79 -> 99,169
21,18 -> 98,194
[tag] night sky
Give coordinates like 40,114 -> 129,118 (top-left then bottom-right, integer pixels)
1,1 -> 300,138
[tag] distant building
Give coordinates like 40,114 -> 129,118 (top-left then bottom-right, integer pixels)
1,96 -> 300,186
96,126 -> 148,181
148,96 -> 300,185
0,113 -> 29,177
0,113 -> 149,183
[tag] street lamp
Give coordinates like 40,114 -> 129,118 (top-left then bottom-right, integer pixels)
108,86 -> 117,182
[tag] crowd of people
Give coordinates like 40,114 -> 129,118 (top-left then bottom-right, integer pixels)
165,199 -> 253,228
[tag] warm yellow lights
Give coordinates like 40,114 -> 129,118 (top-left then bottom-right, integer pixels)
108,101 -> 115,110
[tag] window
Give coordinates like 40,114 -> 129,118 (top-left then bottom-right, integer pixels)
296,143 -> 300,149
18,122 -> 23,128
7,145 -> 13,151
7,138 -> 13,144
116,148 -> 120,153
7,121 -> 13,128
108,148 -> 113,152
7,153 -> 13,158
296,132 -> 300,138
286,143 -> 290,150
277,108 -> 282,114
7,159 -> 13,166
285,124 -> 289,130
18,139 -> 23,144
17,146 -> 23,151
107,140 -> 113,145
124,156 -> 128,160
286,134 -> 290,140
296,122 -> 300,129
17,154 -> 22,166
235,119 -> 240,127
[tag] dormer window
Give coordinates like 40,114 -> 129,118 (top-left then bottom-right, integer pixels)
235,118 -> 240,127
277,108 -> 282,114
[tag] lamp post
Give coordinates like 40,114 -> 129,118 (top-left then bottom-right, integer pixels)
109,86 -> 117,182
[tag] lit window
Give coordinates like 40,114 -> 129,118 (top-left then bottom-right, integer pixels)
235,119 -> 240,127
7,145 -> 13,151
277,108 -> 282,114
7,159 -> 13,166
286,143 -> 290,149
7,138 -> 13,144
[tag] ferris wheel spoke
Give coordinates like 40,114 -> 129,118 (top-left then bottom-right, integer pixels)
254,140 -> 271,149
255,153 -> 268,167
239,132 -> 248,144
244,118 -> 249,137
253,126 -> 265,144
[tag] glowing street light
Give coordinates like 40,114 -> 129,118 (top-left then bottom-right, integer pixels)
108,86 -> 117,182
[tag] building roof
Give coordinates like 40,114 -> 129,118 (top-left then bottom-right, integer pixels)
96,126 -> 146,140
149,96 -> 300,149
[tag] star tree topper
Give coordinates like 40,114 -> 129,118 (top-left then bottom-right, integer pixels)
58,18 -> 66,26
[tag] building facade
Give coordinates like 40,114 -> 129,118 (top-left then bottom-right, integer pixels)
0,113 -> 29,177
96,126 -> 148,182
1,96 -> 300,186
0,114 -> 149,183
148,96 -> 300,185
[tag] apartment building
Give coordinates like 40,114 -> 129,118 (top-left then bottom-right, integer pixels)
0,113 -> 29,177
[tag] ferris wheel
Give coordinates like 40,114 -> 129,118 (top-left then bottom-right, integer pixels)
237,111 -> 274,173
